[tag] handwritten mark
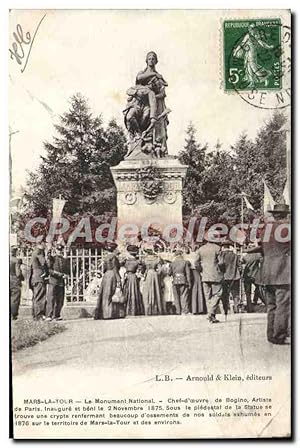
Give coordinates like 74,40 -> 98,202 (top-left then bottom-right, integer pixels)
9,14 -> 46,73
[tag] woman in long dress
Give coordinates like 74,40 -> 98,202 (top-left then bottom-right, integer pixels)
123,247 -> 144,316
94,247 -> 123,320
142,250 -> 164,316
187,249 -> 207,315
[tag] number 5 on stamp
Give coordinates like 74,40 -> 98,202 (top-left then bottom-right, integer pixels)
223,19 -> 282,91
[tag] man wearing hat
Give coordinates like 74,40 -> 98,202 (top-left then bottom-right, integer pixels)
246,203 -> 291,344
29,242 -> 48,320
170,249 -> 192,315
197,237 -> 224,323
45,244 -> 69,321
10,246 -> 24,320
242,244 -> 265,312
220,241 -> 241,314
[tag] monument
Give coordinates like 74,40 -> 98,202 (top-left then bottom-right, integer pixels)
110,51 -> 187,238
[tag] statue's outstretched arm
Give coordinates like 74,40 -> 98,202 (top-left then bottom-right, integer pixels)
136,71 -> 158,84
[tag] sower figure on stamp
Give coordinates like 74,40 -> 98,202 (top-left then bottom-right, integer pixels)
246,204 -> 291,344
170,250 -> 192,315
219,241 -> 241,314
46,244 -> 69,321
10,246 -> 24,320
198,237 -> 224,323
233,23 -> 274,88
29,242 -> 48,320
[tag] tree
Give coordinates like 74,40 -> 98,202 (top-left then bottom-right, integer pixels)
227,132 -> 258,217
24,93 -> 127,216
201,148 -> 236,221
178,123 -> 207,214
253,112 -> 287,202
179,124 -> 236,222
228,112 -> 287,218
179,112 -> 287,224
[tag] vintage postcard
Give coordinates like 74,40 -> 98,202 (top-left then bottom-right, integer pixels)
9,9 -> 291,439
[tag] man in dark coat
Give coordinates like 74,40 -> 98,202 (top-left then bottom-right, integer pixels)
219,241 -> 241,314
198,240 -> 224,323
46,244 -> 69,321
29,243 -> 48,320
170,250 -> 192,315
246,204 -> 291,344
10,246 -> 24,320
242,249 -> 265,312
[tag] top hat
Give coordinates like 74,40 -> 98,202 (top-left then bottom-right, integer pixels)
269,203 -> 290,214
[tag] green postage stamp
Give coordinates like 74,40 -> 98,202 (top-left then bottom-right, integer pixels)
223,18 -> 282,91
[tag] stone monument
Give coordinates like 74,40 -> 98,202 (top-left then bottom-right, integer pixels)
110,51 -> 187,238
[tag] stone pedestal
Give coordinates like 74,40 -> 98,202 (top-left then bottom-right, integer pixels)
110,157 -> 187,239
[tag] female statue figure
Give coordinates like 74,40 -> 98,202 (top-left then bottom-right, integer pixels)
123,51 -> 169,158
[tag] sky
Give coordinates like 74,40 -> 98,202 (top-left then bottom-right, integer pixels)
9,9 -> 290,191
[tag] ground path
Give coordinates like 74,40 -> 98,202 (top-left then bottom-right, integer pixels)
13,313 -> 290,376
12,313 -> 291,438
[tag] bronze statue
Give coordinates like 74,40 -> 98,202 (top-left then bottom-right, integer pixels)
123,51 -> 170,159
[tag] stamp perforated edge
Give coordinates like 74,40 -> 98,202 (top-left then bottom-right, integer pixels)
218,11 -> 291,95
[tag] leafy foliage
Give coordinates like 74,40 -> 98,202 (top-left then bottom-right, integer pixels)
178,123 -> 207,213
180,112 -> 287,223
24,93 -> 127,216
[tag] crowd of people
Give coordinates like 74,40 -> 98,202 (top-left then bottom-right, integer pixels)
9,203 -> 290,345
93,241 -> 257,322
10,244 -> 69,322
